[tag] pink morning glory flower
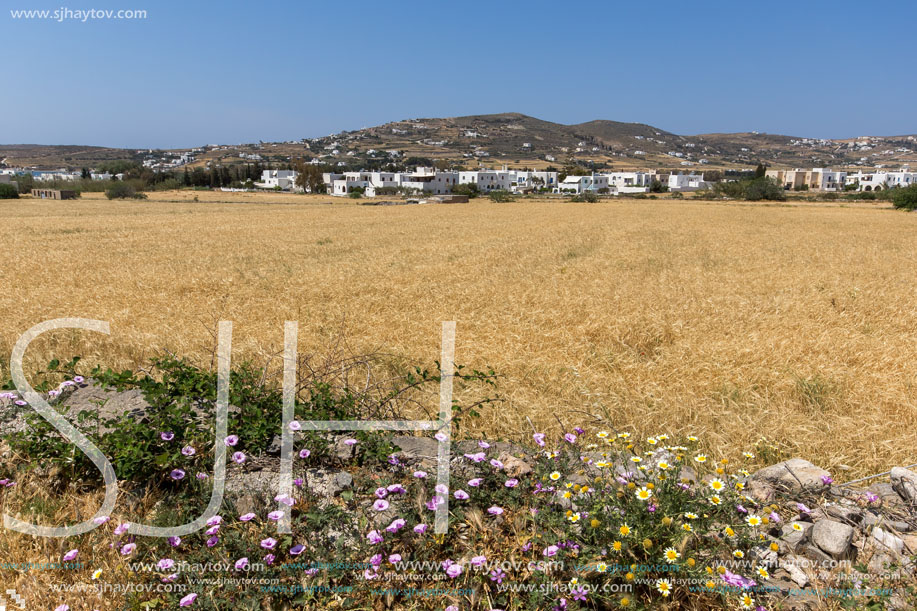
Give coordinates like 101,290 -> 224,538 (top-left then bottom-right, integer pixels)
224,435 -> 239,447
114,522 -> 130,535
168,536 -> 181,547
372,500 -> 390,512
170,469 -> 185,480
434,432 -> 448,441
181,446 -> 196,456
232,452 -> 246,464
343,439 -> 357,446
435,483 -> 449,494
533,433 -> 546,446
160,432 -> 174,441
564,433 -> 577,444
62,549 -> 79,561
414,523 -> 428,534
120,543 -> 136,555
260,538 -> 277,549
289,420 -> 301,431
386,519 -> 406,532
543,545 -> 559,557
471,555 -> 487,567
157,558 -> 175,570
267,511 -> 284,521
239,513 -> 256,522
464,452 -> 486,463
413,470 -> 427,479
235,558 -> 249,570
367,530 -> 383,544
205,525 -> 219,536
505,478 -> 519,488
299,449 -> 311,458
206,515 -> 222,526
487,506 -> 504,515
374,487 -> 388,499
389,553 -> 402,564
454,490 -> 469,500
468,478 -> 483,487
179,593 -> 198,607
290,544 -> 305,556
206,536 -> 219,547
445,563 -> 463,578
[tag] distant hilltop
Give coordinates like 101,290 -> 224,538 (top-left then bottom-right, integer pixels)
2,113 -> 916,172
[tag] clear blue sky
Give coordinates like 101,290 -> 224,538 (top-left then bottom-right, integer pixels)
2,0 -> 915,148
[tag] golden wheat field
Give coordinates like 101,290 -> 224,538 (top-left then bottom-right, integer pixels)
1,191 -> 916,478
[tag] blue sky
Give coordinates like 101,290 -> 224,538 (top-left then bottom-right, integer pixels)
2,0 -> 915,148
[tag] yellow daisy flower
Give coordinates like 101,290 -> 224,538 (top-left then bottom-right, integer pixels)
656,578 -> 672,597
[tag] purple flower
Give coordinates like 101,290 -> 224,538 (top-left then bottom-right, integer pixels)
170,469 -> 186,480
445,563 -> 463,578
388,454 -> 401,466
370,553 -> 383,566
343,438 -> 357,446
232,451 -> 246,464
414,523 -> 428,534
235,557 -> 249,570
206,536 -> 219,547
267,510 -> 284,521
721,569 -> 756,589
275,494 -> 295,506
865,492 -> 879,504
543,545 -> 559,557
490,568 -> 506,583
374,487 -> 388,499
533,433 -> 546,446
471,555 -> 487,567
181,446 -> 196,456
160,432 -> 175,441
224,435 -> 239,447
73,376 -> 85,384
426,496 -> 445,511
264,553 -> 276,565
162,573 -> 179,583
468,478 -> 483,487
367,530 -> 384,544
434,432 -> 448,442
386,518 -> 406,532
454,489 -> 469,500
574,427 -> 585,435
572,586 -> 587,602
293,478 -> 304,487
769,511 -> 781,523
487,506 -> 504,515
196,472 -> 208,480
505,478 -> 518,488
435,483 -> 449,494
168,536 -> 181,547
206,515 -> 222,526
239,513 -> 256,522
114,522 -> 130,535
289,420 -> 301,431
299,449 -> 311,459
388,553 -> 402,564
465,452 -> 486,463
289,545 -> 305,556
14,400 -> 27,406
372,500 -> 390,512
157,558 -> 175,570
62,549 -> 79,561
120,543 -> 136,555
260,538 -> 277,550
179,593 -> 198,607
386,484 -> 406,494
205,525 -> 220,536
564,433 -> 577,444
796,502 -> 813,514
736,504 -> 748,514
490,459 -> 504,470
822,475 -> 834,485
414,471 -> 428,479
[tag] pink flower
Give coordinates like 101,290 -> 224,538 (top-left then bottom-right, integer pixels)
267,511 -> 284,521
114,522 -> 130,535
235,557 -> 249,570
181,445 -> 196,456
205,525 -> 220,536
367,530 -> 384,544
387,484 -> 406,494
264,554 -> 276,565
471,555 -> 487,567
445,562 -> 463,578
120,543 -> 136,555
163,573 -> 179,583
533,433 -> 546,446
157,558 -> 175,570
260,538 -> 277,549
170,469 -> 185,480
206,536 -> 219,547
413,471 -> 428,479
373,499 -> 390,512
822,475 -> 834,485
487,506 -> 504,515
206,515 -> 222,526
160,431 -> 174,441
374,487 -> 389,498
275,494 -> 295,506
343,439 -> 357,446
224,435 -> 239,446
290,544 -> 305,556
232,452 -> 246,464
465,452 -> 486,463
388,553 -> 402,564
413,523 -> 428,534
454,489 -> 469,500
479,441 -> 491,449
289,420 -> 301,431
435,483 -> 449,494
179,593 -> 198,607
62,549 -> 79,561
468,478 -> 483,487
434,432 -> 448,442
505,478 -> 519,488
168,536 -> 181,547
92,516 -> 110,525
299,448 -> 311,458
386,518 -> 406,533
564,433 -> 577,444
54,606 -> 69,611
543,545 -> 559,557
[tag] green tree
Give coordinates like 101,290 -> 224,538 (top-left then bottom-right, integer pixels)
754,163 -> 766,178
293,161 -> 327,193
0,184 -> 19,199
890,184 -> 917,210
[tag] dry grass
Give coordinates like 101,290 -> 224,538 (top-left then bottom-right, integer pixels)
1,191 -> 916,478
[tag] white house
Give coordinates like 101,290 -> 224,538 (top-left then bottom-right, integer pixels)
258,169 -> 298,190
602,172 -> 655,193
667,173 -> 709,192
508,170 -> 558,193
458,170 -> 513,192
556,174 -> 612,194
846,170 -> 917,191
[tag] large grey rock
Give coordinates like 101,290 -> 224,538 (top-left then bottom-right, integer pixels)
779,555 -> 810,587
890,467 -> 917,505
867,482 -> 904,508
304,468 -> 352,498
497,451 -> 532,478
811,519 -> 855,559
392,436 -> 438,468
225,469 -> 281,515
750,458 -> 830,493
780,521 -> 813,551
870,527 -> 905,558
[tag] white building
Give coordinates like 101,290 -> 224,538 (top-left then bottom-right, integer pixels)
602,172 -> 655,193
846,170 -> 917,191
258,169 -> 298,190
458,170 -> 513,193
667,173 -> 709,192
556,174 -> 612,194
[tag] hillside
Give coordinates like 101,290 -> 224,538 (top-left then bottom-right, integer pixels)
3,114 -> 917,172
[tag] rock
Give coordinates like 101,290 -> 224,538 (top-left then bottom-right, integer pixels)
304,468 -> 352,498
750,458 -> 830,494
334,436 -> 355,460
890,467 -> 917,504
867,482 -> 904,508
779,555 -> 810,587
800,543 -> 836,565
811,519 -> 855,559
226,469 -> 281,515
870,527 -> 905,557
780,521 -> 813,551
392,436 -> 438,468
748,479 -> 775,503
825,504 -> 863,525
497,451 -> 532,478
266,435 -> 282,455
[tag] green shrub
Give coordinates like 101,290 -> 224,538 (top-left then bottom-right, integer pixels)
451,183 -> 480,199
890,184 -> 917,210
0,183 -> 19,199
570,192 -> 599,203
105,182 -> 147,200
488,189 -> 515,202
